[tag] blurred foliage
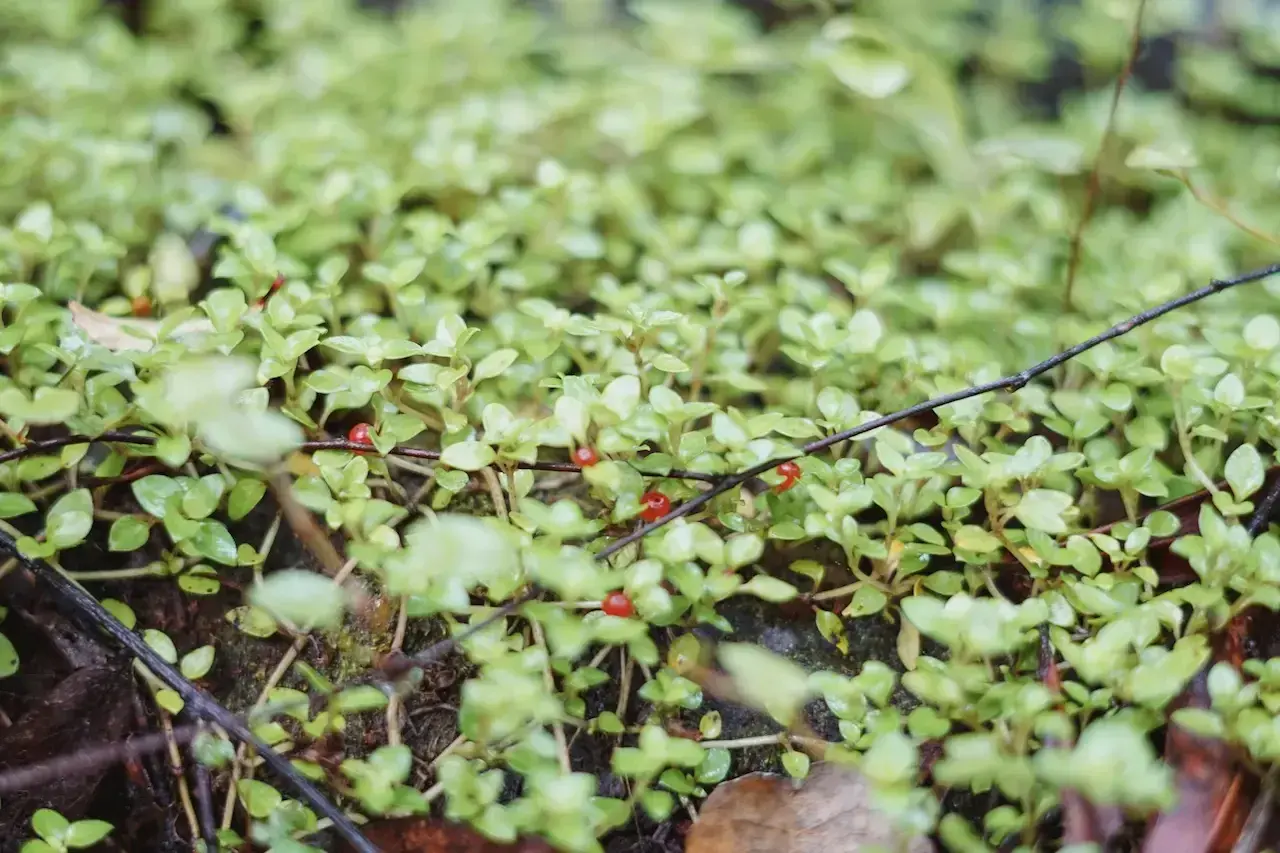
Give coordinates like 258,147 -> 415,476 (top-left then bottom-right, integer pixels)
5,0 -> 1280,850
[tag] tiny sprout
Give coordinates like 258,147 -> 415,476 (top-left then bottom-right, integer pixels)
601,591 -> 635,617
640,491 -> 671,522
572,446 -> 600,467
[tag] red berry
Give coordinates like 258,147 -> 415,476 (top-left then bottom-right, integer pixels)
271,274 -> 284,292
601,591 -> 634,618
572,446 -> 599,467
639,491 -> 671,522
348,423 -> 373,446
775,460 -> 801,493
131,296 -> 151,317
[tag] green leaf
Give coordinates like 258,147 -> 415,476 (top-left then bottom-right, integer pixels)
0,493 -> 37,519
180,645 -> 215,680
19,841 -> 58,853
1014,489 -> 1074,534
842,585 -> 888,617
1225,444 -> 1265,501
31,809 -> 69,842
440,441 -> 496,471
101,599 -> 136,629
108,516 -> 150,552
473,348 -> 518,381
0,632 -> 18,678
226,606 -> 278,638
21,388 -> 81,425
132,476 -> 181,519
46,489 -> 92,550
228,479 -> 267,520
189,521 -> 238,566
143,629 -> 178,664
250,571 -> 347,631
237,779 -> 282,819
954,524 -> 1001,553
331,685 -> 390,713
65,820 -> 113,849
781,750 -> 810,779
719,643 -> 810,726
155,434 -> 192,467
739,575 -> 797,602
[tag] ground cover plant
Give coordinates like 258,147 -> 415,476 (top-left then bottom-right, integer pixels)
5,0 -> 1280,851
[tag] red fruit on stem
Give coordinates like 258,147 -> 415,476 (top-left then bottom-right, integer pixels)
601,591 -> 635,618
131,296 -> 151,317
775,459 -> 802,493
639,491 -> 671,522
348,423 -> 373,445
572,446 -> 600,467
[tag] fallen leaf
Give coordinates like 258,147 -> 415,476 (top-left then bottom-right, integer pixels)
334,818 -> 554,852
68,301 -> 217,352
686,762 -> 935,853
1144,636 -> 1249,853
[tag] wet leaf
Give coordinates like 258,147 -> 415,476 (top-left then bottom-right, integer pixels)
686,763 -> 934,853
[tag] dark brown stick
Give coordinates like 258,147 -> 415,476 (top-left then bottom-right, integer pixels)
1062,0 -> 1149,311
0,726 -> 198,794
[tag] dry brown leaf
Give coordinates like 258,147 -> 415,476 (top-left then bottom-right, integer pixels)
1143,627 -> 1253,853
68,301 -> 216,352
687,762 -> 935,853
334,818 -> 554,852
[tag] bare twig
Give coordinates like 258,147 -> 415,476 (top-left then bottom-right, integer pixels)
221,558 -> 358,828
1180,174 -> 1280,248
386,597 -> 410,748
269,472 -> 346,576
1248,474 -> 1280,536
0,433 -> 721,482
193,761 -> 219,853
1062,0 -> 1148,310
0,726 -> 200,794
0,537 -> 381,853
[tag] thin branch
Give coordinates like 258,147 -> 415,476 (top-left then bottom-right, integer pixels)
1179,173 -> 1280,248
0,433 -> 720,483
1062,0 -> 1148,311
1248,472 -> 1280,536
0,537 -> 381,853
193,761 -> 219,853
0,726 -> 200,794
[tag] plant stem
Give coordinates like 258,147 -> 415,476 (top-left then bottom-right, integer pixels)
699,733 -> 831,750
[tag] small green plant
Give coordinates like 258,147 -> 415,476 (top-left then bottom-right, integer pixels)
20,809 -> 113,853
